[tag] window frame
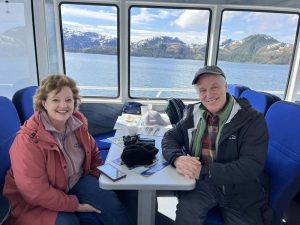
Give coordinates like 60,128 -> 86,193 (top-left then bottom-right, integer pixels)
128,5 -> 212,100
58,1 -> 120,99
0,0 -> 39,95
216,8 -> 300,100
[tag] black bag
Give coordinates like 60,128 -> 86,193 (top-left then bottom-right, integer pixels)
121,142 -> 158,167
123,135 -> 155,146
122,102 -> 142,115
165,98 -> 185,125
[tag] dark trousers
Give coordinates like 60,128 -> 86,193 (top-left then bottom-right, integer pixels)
175,180 -> 262,225
55,175 -> 134,225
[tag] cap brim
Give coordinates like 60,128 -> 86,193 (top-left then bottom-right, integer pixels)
192,71 -> 223,84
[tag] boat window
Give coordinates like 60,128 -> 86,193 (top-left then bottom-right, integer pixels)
129,6 -> 210,99
0,0 -> 38,99
217,10 -> 299,99
59,3 -> 119,98
297,83 -> 300,101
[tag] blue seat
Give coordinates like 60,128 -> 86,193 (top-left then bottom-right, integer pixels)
0,96 -> 20,224
94,131 -> 116,150
78,212 -> 103,225
239,89 -> 280,115
12,86 -> 37,124
205,101 -> 300,225
227,84 -> 249,98
264,101 -> 300,225
93,131 -> 116,162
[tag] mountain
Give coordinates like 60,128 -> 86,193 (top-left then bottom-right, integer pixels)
63,29 -> 117,55
62,29 -> 293,64
130,36 -> 206,59
0,27 -> 293,64
0,27 -> 27,57
218,34 -> 293,64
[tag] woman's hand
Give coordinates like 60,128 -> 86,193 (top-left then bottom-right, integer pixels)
77,203 -> 101,214
174,155 -> 201,179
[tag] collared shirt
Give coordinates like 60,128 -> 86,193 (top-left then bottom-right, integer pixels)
40,111 -> 84,190
201,112 -> 219,165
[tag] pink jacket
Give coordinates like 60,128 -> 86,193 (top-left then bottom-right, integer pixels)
3,111 -> 102,225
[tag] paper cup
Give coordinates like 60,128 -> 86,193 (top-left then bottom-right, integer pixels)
126,126 -> 138,135
141,105 -> 149,115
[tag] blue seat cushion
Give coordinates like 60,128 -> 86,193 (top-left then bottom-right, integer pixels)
240,90 -> 277,115
227,84 -> 249,98
0,135 -> 15,192
12,86 -> 37,124
100,150 -> 109,162
0,96 -> 21,192
78,212 -> 103,225
93,131 -> 116,150
265,101 -> 300,217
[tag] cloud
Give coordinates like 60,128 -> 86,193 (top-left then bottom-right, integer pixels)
222,11 -> 242,22
173,10 -> 209,29
222,11 -> 298,43
131,8 -> 170,24
244,13 -> 298,43
61,5 -> 117,22
62,21 -> 117,37
254,13 -> 297,31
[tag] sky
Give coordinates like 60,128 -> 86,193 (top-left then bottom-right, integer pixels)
61,4 -> 299,45
1,3 -> 298,45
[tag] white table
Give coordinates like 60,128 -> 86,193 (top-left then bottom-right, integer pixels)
99,129 -> 195,225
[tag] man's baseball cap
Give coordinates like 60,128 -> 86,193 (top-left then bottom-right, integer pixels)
192,65 -> 226,85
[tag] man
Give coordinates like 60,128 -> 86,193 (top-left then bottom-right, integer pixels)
162,65 -> 271,225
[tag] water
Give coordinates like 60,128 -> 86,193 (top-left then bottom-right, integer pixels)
0,52 -> 292,100
0,56 -> 38,98
64,52 -> 290,99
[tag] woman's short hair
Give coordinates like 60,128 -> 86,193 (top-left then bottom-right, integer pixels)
34,75 -> 81,112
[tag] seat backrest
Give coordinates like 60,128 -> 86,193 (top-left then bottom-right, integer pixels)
165,98 -> 185,125
265,101 -> 300,225
240,89 -> 280,115
0,96 -> 21,192
12,86 -> 37,124
227,84 -> 249,98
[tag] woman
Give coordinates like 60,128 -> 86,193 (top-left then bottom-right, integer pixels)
3,75 -> 133,225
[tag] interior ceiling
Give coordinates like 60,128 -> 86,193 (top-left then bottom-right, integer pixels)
131,0 -> 300,9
